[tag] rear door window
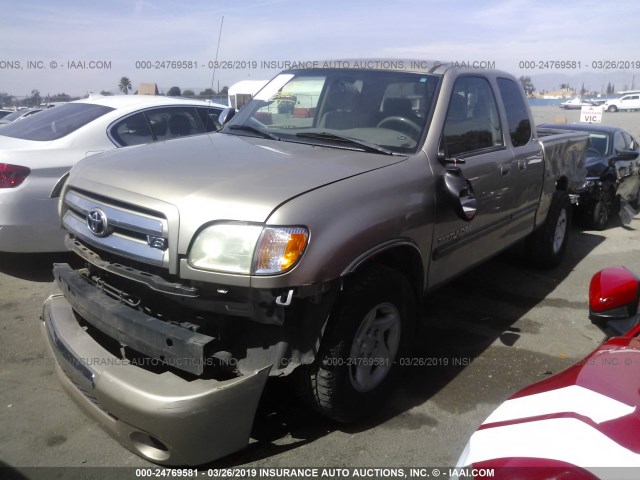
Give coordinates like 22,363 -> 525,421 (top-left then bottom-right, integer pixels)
110,107 -> 207,146
614,132 -> 626,152
497,78 -> 532,147
622,131 -> 636,151
197,107 -> 223,132
146,107 -> 204,141
110,112 -> 154,146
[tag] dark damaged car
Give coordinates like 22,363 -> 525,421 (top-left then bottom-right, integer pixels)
539,123 -> 640,230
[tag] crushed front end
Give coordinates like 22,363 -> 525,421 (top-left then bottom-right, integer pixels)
42,188 -> 337,465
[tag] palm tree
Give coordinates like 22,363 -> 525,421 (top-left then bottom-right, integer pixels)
118,77 -> 132,95
31,89 -> 41,106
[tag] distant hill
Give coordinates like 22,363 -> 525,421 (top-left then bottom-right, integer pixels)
530,71 -> 638,95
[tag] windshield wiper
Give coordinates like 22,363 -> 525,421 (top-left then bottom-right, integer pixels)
228,124 -> 281,140
295,132 -> 398,155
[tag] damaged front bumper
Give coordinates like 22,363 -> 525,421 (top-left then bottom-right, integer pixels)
42,288 -> 271,466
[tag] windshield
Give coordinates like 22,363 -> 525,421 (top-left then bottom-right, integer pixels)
0,103 -> 114,141
225,69 -> 439,154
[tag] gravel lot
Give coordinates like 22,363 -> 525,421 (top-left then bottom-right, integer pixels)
1,107 -> 639,478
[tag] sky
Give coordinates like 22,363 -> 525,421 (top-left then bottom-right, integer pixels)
2,0 -> 640,99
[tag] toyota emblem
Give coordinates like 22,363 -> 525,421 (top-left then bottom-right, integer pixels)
86,208 -> 109,237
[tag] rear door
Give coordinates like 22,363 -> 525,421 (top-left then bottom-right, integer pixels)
620,95 -> 640,111
497,77 -> 544,236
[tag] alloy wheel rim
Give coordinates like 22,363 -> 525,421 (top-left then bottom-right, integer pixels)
348,302 -> 401,392
553,208 -> 567,254
598,203 -> 608,227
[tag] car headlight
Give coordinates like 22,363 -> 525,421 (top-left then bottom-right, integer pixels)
581,177 -> 600,189
189,223 -> 308,275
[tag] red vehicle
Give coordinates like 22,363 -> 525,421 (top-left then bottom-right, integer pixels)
456,266 -> 640,479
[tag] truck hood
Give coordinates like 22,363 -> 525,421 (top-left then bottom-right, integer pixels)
68,132 -> 407,225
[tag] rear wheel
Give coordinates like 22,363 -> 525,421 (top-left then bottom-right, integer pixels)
526,191 -> 571,268
295,264 -> 415,422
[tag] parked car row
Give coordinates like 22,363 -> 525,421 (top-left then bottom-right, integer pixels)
4,96 -> 638,255
558,93 -> 640,113
0,95 -> 225,252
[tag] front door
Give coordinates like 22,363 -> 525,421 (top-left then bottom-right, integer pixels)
428,75 -> 516,288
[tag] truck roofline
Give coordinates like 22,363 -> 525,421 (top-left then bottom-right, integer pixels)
282,58 -> 516,78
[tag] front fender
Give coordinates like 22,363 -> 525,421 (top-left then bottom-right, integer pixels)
250,154 -> 436,291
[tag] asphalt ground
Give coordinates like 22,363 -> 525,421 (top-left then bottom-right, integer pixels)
1,106 -> 639,479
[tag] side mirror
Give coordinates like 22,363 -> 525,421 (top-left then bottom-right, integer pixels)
218,107 -> 237,126
589,266 -> 640,335
443,168 -> 477,221
614,150 -> 640,161
437,151 -> 466,166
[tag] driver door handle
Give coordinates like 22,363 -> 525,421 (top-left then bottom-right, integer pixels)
500,163 -> 512,176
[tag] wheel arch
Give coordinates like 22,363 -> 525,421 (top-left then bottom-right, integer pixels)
555,175 -> 568,192
533,175 -> 569,229
341,240 -> 424,301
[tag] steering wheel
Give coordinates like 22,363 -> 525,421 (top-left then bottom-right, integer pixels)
586,147 -> 601,156
376,116 -> 422,135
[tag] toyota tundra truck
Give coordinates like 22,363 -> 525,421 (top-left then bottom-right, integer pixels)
42,61 -> 588,465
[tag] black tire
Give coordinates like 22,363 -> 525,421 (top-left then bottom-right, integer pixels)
590,199 -> 609,231
608,105 -> 618,113
526,191 -> 571,269
295,264 -> 415,422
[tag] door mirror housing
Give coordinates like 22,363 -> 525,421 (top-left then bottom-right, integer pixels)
437,151 -> 466,165
443,167 -> 477,221
614,150 -> 639,161
218,107 -> 237,126
589,266 -> 640,336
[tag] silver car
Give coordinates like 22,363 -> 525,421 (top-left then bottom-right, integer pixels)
0,95 -> 225,252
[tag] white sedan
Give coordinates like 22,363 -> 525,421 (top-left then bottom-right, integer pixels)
0,95 -> 226,252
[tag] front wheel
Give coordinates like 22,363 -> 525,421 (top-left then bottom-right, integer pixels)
295,264 -> 415,422
590,199 -> 609,230
608,105 -> 618,112
586,189 -> 615,230
526,191 -> 571,269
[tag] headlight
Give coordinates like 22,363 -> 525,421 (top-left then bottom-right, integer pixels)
188,224 -> 308,275
253,227 -> 308,274
581,178 -> 600,189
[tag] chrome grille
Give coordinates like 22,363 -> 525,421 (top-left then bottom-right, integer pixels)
63,190 -> 169,268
